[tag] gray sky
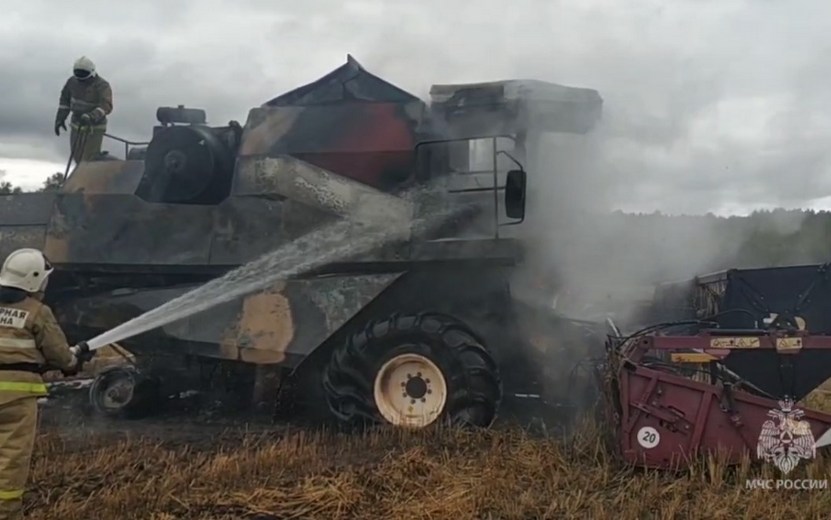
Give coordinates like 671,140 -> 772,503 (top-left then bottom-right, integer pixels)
2,0 -> 831,215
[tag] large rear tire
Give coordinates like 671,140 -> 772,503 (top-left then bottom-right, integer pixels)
322,312 -> 502,428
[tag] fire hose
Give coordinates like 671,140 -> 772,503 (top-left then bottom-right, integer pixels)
62,123 -> 92,181
65,341 -> 133,371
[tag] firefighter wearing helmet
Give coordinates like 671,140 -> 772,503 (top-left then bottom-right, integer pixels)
0,249 -> 93,519
54,56 -> 113,165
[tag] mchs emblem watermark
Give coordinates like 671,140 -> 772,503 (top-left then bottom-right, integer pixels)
746,399 -> 831,490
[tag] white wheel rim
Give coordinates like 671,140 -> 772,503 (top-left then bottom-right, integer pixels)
373,353 -> 448,428
99,374 -> 135,410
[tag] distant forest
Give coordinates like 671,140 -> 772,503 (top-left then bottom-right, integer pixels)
521,207 -> 831,288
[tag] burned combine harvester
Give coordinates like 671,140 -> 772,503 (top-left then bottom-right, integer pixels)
0,55 -> 606,428
604,265 -> 831,469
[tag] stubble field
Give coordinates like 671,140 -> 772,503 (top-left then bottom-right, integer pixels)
22,383 -> 831,520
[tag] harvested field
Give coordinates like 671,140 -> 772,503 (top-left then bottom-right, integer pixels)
19,372 -> 831,519
24,408 -> 831,520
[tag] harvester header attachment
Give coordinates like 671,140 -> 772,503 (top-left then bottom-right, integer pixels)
605,328 -> 831,470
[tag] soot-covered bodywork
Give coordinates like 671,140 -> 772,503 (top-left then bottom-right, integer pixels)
0,55 -> 606,426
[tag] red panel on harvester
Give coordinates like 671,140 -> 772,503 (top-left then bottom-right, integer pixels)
288,103 -> 420,189
610,332 -> 831,470
618,364 -> 831,469
239,54 -> 428,192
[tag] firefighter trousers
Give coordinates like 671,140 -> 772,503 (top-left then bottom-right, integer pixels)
0,398 -> 37,520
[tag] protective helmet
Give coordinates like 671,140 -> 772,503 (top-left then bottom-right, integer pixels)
0,249 -> 54,293
73,56 -> 96,80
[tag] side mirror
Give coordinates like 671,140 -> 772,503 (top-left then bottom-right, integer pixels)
504,169 -> 526,220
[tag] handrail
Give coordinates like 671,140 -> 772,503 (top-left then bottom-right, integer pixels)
103,133 -> 150,158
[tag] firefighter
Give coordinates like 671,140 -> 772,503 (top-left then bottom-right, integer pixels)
54,56 -> 113,165
0,248 -> 93,519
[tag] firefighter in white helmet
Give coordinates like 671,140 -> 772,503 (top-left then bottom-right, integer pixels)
54,56 -> 114,165
0,248 -> 93,519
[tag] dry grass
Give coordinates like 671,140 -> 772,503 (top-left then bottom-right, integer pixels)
24,415 -> 831,520
26,364 -> 831,519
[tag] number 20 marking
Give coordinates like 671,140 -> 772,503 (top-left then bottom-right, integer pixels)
637,426 -> 660,449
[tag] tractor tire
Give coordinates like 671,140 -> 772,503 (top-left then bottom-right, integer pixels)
322,312 -> 502,429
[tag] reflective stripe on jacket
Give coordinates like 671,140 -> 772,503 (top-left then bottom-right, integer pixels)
0,294 -> 76,403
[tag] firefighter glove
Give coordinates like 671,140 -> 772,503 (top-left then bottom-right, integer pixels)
54,120 -> 67,136
79,113 -> 92,125
73,341 -> 94,363
65,342 -> 93,376
61,363 -> 79,377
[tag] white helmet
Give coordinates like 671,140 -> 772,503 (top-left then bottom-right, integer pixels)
73,56 -> 97,80
0,249 -> 54,293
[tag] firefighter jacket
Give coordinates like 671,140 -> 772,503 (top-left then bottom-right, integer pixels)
0,289 -> 76,405
55,75 -> 113,130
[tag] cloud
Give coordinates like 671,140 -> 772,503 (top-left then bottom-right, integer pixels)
1,0 -> 831,214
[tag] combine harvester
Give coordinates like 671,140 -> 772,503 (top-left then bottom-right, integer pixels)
0,55 -> 605,430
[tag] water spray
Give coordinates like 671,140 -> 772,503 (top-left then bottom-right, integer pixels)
83,185 -> 473,352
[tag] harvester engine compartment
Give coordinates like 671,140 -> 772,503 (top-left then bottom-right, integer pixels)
134,105 -> 242,205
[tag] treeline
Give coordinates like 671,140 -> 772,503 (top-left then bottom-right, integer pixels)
606,208 -> 831,272
0,172 -> 64,194
527,208 -> 831,286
